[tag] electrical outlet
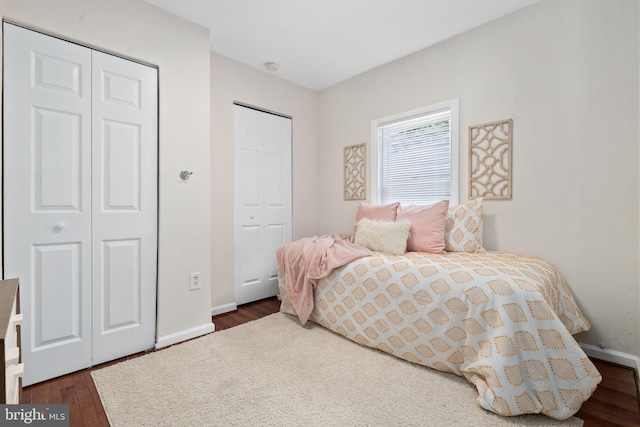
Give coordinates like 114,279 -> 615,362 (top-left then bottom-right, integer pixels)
189,272 -> 201,290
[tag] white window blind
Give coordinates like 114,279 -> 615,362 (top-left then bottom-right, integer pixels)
377,109 -> 452,205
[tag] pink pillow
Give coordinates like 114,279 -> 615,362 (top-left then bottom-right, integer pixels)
397,200 -> 449,253
351,202 -> 400,240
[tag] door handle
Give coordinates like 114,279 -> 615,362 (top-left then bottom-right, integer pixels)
52,222 -> 66,232
250,215 -> 255,219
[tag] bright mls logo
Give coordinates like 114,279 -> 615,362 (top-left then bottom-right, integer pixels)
1,405 -> 69,426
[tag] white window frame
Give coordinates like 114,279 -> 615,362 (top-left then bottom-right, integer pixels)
370,98 -> 459,205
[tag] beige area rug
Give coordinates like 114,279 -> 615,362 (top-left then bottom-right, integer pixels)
91,313 -> 583,427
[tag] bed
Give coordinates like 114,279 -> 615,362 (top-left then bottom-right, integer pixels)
278,248 -> 601,420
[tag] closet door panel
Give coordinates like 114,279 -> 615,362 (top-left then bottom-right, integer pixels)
90,51 -> 158,365
263,114 -> 292,297
102,120 -> 142,210
100,239 -> 141,330
3,23 -> 93,386
234,108 -> 265,305
33,243 -> 83,345
234,105 -> 291,304
33,108 -> 83,210
267,224 -> 286,295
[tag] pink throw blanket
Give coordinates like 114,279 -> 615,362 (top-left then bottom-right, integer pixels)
276,234 -> 372,324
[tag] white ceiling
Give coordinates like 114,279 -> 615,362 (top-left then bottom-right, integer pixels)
144,0 -> 541,90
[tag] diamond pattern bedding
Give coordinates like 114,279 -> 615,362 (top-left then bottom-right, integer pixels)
279,251 -> 601,420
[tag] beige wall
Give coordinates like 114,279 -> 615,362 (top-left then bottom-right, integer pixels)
317,0 -> 640,356
210,52 -> 318,309
0,0 -> 214,342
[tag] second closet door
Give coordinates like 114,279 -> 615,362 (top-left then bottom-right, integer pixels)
3,23 -> 157,386
233,105 -> 292,305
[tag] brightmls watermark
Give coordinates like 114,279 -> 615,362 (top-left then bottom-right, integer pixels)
0,405 -> 69,426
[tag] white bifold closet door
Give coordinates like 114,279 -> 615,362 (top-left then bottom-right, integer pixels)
3,23 -> 158,386
234,105 -> 292,305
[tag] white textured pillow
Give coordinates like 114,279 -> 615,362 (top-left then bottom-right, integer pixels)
354,218 -> 411,255
445,198 -> 485,252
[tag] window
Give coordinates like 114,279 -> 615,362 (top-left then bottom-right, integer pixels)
371,99 -> 459,205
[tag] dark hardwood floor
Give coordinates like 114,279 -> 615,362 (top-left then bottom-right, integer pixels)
21,297 -> 640,426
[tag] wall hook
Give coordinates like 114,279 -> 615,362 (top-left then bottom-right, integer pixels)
180,170 -> 194,181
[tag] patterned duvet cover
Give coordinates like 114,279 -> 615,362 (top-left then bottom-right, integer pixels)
279,251 -> 601,420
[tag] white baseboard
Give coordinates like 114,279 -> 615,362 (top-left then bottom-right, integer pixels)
155,321 -> 215,350
580,342 -> 640,374
211,302 -> 237,316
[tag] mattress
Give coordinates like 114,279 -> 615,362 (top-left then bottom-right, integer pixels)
279,250 -> 601,420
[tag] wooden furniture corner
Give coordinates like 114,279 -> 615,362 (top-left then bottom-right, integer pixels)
0,279 -> 22,404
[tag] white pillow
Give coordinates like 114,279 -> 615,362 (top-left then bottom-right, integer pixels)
354,218 -> 411,255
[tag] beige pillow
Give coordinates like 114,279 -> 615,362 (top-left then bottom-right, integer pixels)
351,202 -> 400,242
445,198 -> 485,252
354,218 -> 411,255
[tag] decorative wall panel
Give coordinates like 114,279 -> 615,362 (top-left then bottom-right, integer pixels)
344,143 -> 366,200
469,119 -> 512,200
